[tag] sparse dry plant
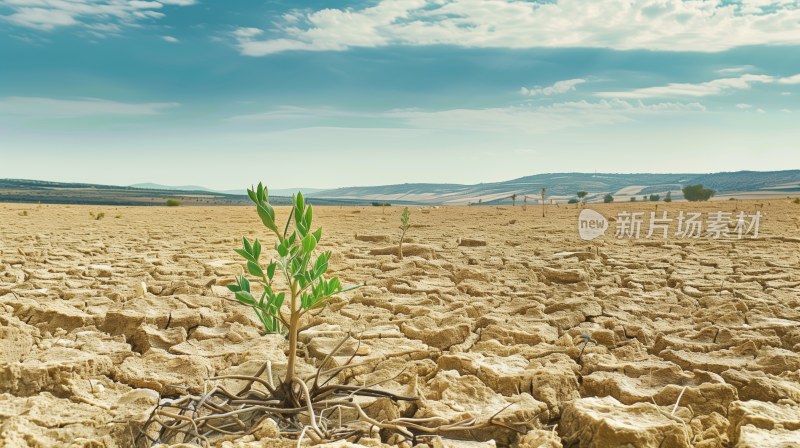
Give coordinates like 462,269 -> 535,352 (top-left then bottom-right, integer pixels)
540,188 -> 546,217
398,206 -> 411,259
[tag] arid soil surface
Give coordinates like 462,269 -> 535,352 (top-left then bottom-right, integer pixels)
1,201 -> 799,447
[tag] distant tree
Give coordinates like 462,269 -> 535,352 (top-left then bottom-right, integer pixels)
523,195 -> 528,211
511,193 -> 517,206
630,197 -> 637,202
603,193 -> 614,203
664,191 -> 673,203
568,198 -> 579,204
540,188 -> 547,217
682,184 -> 715,202
649,194 -> 660,202
642,195 -> 648,202
576,191 -> 588,207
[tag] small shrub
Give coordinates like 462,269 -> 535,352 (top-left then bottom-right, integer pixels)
664,191 -> 673,203
568,198 -> 579,204
115,214 -> 122,219
398,206 -> 411,259
371,202 -> 391,207
603,193 -> 614,203
95,212 -> 105,220
649,194 -> 660,202
630,197 -> 637,202
793,198 -> 800,204
18,210 -> 28,216
682,184 -> 715,202
166,199 -> 180,206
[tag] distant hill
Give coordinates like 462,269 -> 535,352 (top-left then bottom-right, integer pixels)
0,179 -> 365,206
130,183 -> 324,197
4,171 -> 798,206
312,170 -> 800,205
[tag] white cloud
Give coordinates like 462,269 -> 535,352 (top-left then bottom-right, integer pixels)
162,35 -> 178,43
229,99 -> 705,134
6,7 -> 78,30
777,74 -> 800,85
756,108 -> 767,114
736,103 -> 753,109
718,66 -> 757,74
0,97 -> 179,117
781,92 -> 792,96
233,27 -> 263,38
231,0 -> 800,56
2,0 -> 194,33
520,79 -> 585,97
597,73 -> 800,98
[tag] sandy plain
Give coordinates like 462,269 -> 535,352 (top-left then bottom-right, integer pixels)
1,200 -> 799,447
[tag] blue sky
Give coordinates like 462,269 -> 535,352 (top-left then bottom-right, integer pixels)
1,0 -> 799,190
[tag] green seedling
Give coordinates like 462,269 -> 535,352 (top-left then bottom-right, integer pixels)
227,183 -> 353,389
398,206 -> 411,259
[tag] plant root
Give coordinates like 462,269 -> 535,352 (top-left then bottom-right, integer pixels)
136,334 -> 528,447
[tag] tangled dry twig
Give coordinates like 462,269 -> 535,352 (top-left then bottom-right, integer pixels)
135,334 -> 526,447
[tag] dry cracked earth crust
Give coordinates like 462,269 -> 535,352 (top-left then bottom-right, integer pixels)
1,201 -> 799,448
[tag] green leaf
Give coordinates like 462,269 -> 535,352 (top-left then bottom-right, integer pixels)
302,233 -> 317,254
312,253 -> 329,278
243,237 -> 252,254
276,241 -> 288,257
304,205 -> 313,230
247,261 -> 264,277
256,202 -> 279,234
234,291 -> 255,306
247,188 -> 257,204
312,227 -> 322,243
266,262 -> 276,280
273,292 -> 285,310
328,277 -> 342,294
226,284 -> 240,292
234,248 -> 255,263
240,276 -> 251,292
257,182 -> 265,202
252,239 -> 261,260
